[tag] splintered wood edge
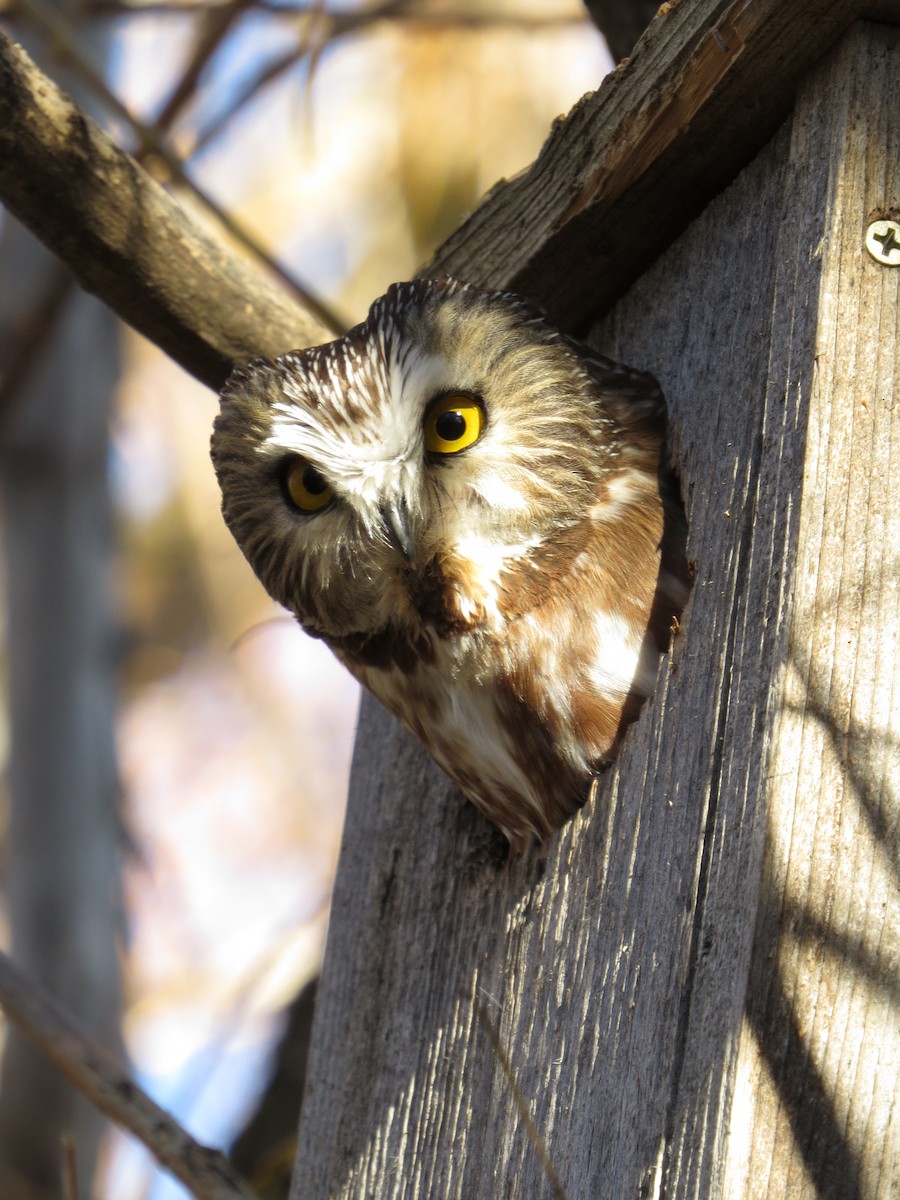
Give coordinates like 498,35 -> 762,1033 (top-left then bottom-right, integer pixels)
427,0 -> 900,331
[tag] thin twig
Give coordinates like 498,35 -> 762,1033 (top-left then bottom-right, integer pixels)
189,0 -> 587,153
0,31 -> 331,387
15,0 -> 346,335
154,0 -> 256,132
191,44 -> 307,154
61,1134 -> 81,1200
190,0 -> 339,155
228,614 -> 297,652
0,951 -> 259,1200
470,991 -> 568,1200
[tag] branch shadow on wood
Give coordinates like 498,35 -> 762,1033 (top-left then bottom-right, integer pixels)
802,652 -> 900,879
293,667 -> 716,1198
746,883 -> 865,1200
740,613 -> 899,1200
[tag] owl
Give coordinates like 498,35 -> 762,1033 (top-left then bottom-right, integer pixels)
212,278 -> 689,845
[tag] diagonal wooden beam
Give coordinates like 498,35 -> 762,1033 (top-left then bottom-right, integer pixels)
429,0 -> 900,331
0,31 -> 331,390
4,2 -> 896,390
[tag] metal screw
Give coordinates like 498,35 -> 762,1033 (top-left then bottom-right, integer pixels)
865,219 -> 900,266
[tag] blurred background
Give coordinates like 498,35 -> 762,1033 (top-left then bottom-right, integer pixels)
0,1 -> 626,1196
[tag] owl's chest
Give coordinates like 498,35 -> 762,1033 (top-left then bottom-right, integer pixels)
336,619 -> 506,757
333,543 -> 661,840
341,624 -> 593,841
338,526 -> 638,740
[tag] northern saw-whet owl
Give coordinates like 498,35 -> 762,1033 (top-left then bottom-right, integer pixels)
212,278 -> 689,845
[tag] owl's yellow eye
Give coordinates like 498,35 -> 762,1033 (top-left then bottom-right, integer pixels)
281,457 -> 334,513
423,394 -> 485,455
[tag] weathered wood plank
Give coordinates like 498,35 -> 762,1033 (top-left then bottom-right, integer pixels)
426,0 -> 900,335
292,18 -> 898,1200
724,25 -> 900,1200
596,23 -> 900,1199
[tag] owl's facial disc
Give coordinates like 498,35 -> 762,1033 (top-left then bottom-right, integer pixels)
214,277 -> 622,643
271,385 -> 491,568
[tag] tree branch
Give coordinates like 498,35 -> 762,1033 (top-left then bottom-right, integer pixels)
0,951 -> 259,1200
13,0 -> 345,334
153,0 -> 255,132
0,30 -> 331,390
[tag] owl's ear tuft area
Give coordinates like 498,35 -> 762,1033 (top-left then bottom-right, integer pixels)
215,357 -> 298,444
222,356 -> 278,391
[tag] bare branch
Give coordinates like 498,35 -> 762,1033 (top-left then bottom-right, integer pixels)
0,951 -> 259,1200
154,0 -> 256,132
3,0 -> 587,24
190,0 -> 589,153
0,29 -> 333,389
13,0 -> 345,335
61,1135 -> 81,1200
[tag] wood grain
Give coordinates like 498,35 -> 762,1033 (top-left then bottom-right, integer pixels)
725,25 -> 900,1200
293,20 -> 899,1200
425,0 -> 900,335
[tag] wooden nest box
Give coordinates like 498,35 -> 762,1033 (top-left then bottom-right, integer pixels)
295,3 -> 900,1197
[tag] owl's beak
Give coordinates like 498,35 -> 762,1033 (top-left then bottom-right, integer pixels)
380,498 -> 413,560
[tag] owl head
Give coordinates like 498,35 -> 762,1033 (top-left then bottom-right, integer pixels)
211,277 -> 667,648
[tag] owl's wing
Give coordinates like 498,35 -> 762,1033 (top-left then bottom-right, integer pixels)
574,338 -> 691,624
574,340 -> 668,442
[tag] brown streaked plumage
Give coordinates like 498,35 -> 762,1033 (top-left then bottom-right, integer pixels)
211,278 -> 689,845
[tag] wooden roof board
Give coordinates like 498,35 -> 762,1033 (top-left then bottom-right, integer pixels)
428,0 -> 900,332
